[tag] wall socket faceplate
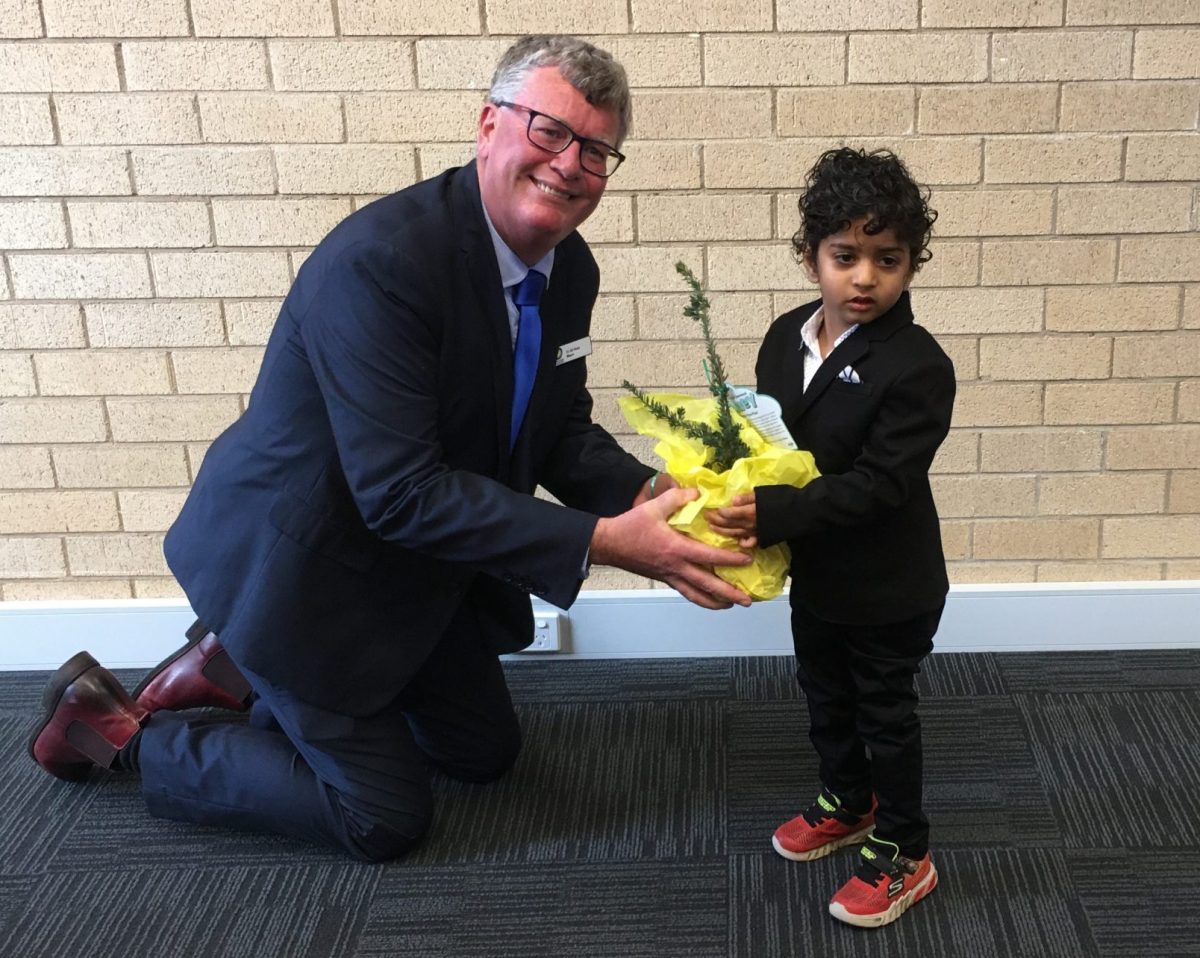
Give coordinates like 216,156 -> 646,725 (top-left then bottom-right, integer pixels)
523,610 -> 563,652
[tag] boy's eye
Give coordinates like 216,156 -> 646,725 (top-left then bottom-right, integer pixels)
833,253 -> 855,264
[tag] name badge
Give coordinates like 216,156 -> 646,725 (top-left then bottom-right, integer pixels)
555,336 -> 592,366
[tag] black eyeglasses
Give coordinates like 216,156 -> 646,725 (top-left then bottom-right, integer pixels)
493,100 -> 625,178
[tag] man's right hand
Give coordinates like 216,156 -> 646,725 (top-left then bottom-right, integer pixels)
589,487 -> 753,610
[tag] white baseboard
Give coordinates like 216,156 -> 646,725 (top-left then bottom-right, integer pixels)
1,582 -> 1198,671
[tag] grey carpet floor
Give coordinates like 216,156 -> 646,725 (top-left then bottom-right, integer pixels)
2,651 -> 1199,957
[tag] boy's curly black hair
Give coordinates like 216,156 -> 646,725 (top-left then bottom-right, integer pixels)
792,147 -> 937,272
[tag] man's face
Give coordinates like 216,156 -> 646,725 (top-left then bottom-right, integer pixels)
476,66 -> 619,265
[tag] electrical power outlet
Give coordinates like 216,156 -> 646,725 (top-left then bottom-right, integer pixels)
523,611 -> 562,652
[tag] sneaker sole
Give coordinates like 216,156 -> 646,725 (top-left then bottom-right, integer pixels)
828,861 -> 938,928
772,823 -> 874,862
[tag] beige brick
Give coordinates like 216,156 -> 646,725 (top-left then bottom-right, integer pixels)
1169,471 -> 1200,513
414,39 -> 510,90
1114,332 -> 1200,378
35,350 -> 171,396
1062,81 -> 1198,133
1126,134 -> 1200,182
486,0 -> 627,34
590,296 -> 635,341
1107,426 -> 1200,470
0,353 -> 34,396
777,87 -> 914,138
0,304 -> 85,348
974,518 -> 1099,560
632,91 -> 770,140
187,441 -> 212,475
200,94 -> 342,144
577,196 -> 633,245
992,30 -> 1132,81
0,200 -> 67,249
275,145 -> 418,195
982,239 -> 1115,286
922,0 -> 1062,27
0,147 -> 130,196
778,0 -> 916,29
919,84 -> 1058,135
271,40 -> 414,92
949,561 -> 1037,583
0,398 -> 106,442
940,520 -> 971,559
132,577 -> 185,598
707,244 -> 807,293
706,36 -> 844,87
931,429 -> 979,474
1166,561 -> 1200,579
339,0 -> 480,35
68,200 -> 211,248
1041,473 -> 1167,516
1068,1 -> 1200,25
107,395 -> 240,441
637,292 -> 774,341
118,489 -> 188,531
212,198 -> 350,246
980,428 -> 1103,472
171,347 -> 264,394
151,251 -> 290,299
931,475 -> 1037,517
1135,29 -> 1200,79
1119,236 -> 1200,283
191,0 -> 335,36
591,246 -> 704,294
66,533 -> 168,575
9,252 -> 150,299
849,33 -> 988,84
953,383 -> 1043,426
0,95 -> 54,144
1037,561 -> 1163,582
588,35 -> 703,88
932,189 -> 1054,237
346,92 -> 481,143
981,334 -> 1111,381
912,241 -> 981,288
1186,289 -> 1200,331
588,340 -> 760,389
56,93 -> 198,145
225,300 -> 281,345
0,537 -> 66,578
123,40 -> 268,91
637,194 -> 771,243
4,578 -> 135,599
132,147 -> 274,195
985,136 -> 1123,184
0,445 -> 53,487
0,42 -> 119,92
0,490 -> 119,533
43,0 -> 187,36
1059,186 -> 1193,235
618,142 -> 700,191
415,144 -> 475,180
1045,382 -> 1174,425
1183,381 -> 1200,422
86,302 -> 224,348
53,442 -> 189,487
1046,286 -> 1182,332
0,0 -> 41,38
630,0 -> 771,32
1103,515 -> 1200,559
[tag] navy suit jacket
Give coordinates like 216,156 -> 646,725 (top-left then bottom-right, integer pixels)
754,292 -> 956,626
165,163 -> 652,714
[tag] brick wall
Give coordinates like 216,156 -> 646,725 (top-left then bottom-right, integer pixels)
1,1 -> 1198,599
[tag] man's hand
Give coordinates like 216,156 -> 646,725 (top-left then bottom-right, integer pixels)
590,487 -> 752,610
705,492 -> 758,549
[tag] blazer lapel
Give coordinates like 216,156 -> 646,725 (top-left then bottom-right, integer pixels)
796,333 -> 868,417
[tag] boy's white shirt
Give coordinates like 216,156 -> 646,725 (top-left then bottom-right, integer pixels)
799,306 -> 860,392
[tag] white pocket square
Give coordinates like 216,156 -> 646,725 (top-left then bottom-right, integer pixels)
838,365 -> 861,384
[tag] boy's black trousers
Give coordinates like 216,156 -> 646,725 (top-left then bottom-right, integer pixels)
790,600 -> 944,860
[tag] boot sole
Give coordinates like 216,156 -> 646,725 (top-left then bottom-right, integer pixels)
772,823 -> 874,862
27,651 -> 103,782
828,861 -> 938,928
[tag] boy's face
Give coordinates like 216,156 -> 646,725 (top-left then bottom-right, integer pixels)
804,217 -> 914,339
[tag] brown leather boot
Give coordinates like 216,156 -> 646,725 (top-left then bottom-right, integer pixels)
132,620 -> 252,713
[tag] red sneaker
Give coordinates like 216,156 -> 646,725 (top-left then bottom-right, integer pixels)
772,788 -> 876,861
829,835 -> 938,928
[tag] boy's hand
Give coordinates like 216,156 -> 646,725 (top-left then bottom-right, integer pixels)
706,493 -> 759,549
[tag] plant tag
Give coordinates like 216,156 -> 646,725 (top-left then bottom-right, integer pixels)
729,387 -> 797,449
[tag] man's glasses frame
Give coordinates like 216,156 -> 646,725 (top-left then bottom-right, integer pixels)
492,100 -> 625,178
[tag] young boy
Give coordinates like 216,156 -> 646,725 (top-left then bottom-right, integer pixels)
708,148 -> 955,928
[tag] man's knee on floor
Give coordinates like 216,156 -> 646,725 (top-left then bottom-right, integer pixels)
342,795 -> 434,863
439,724 -> 522,783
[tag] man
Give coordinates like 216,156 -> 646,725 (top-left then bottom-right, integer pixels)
29,35 -> 750,862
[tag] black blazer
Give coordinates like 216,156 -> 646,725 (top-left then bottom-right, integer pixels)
755,292 -> 956,625
165,163 -> 652,714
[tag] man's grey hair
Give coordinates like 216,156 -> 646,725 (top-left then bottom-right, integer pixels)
488,35 -> 632,147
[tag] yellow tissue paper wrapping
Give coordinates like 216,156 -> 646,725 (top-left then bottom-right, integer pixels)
618,392 -> 820,601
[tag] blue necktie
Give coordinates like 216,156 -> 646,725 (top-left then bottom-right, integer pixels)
510,268 -> 546,449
